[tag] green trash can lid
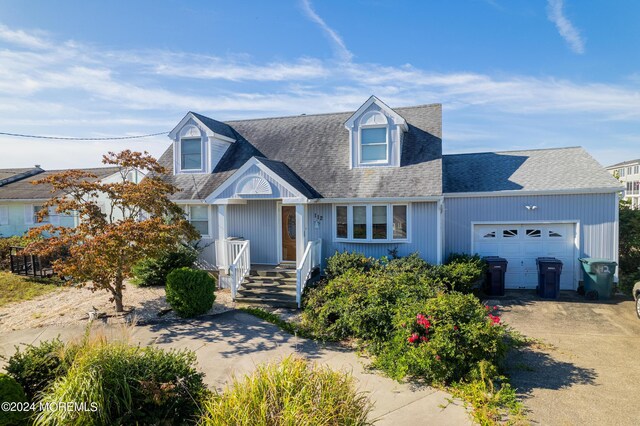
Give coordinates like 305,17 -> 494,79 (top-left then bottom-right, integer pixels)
578,258 -> 617,265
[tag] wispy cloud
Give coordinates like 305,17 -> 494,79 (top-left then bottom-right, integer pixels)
0,21 -> 637,168
299,0 -> 353,62
546,0 -> 585,54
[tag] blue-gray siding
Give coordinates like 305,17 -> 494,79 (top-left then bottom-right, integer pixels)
444,193 -> 618,261
307,202 -> 439,266
228,200 -> 279,264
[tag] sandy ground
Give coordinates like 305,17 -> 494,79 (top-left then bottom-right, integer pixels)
0,282 -> 235,332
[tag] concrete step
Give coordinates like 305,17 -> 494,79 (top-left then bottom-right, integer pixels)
249,269 -> 296,279
245,276 -> 297,285
238,287 -> 296,298
235,294 -> 298,309
242,282 -> 297,291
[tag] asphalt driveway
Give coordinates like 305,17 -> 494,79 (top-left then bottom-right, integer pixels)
498,291 -> 640,426
0,311 -> 470,425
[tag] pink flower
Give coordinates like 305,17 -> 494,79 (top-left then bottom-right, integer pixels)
401,323 -> 406,328
453,325 -> 459,331
488,314 -> 501,325
408,333 -> 420,343
485,305 -> 491,311
493,305 -> 498,311
435,355 -> 441,361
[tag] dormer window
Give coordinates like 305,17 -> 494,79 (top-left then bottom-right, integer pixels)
344,96 -> 408,169
360,127 -> 388,164
180,138 -> 203,171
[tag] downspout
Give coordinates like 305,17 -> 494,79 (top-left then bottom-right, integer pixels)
614,192 -> 620,283
436,197 -> 445,265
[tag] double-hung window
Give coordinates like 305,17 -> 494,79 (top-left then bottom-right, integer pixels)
334,204 -> 409,242
33,205 -> 50,223
180,138 -> 202,171
360,127 -> 388,164
186,205 -> 209,236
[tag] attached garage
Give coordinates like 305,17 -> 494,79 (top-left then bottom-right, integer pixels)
472,223 -> 577,290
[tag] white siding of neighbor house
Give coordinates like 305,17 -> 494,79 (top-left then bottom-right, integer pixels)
216,165 -> 298,200
0,202 -> 75,237
444,193 -> 618,263
307,201 -> 439,267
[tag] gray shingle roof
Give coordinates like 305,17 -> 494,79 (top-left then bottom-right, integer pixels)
443,147 -> 622,193
0,167 -> 121,200
606,158 -> 640,169
158,104 -> 443,200
0,167 -> 44,186
190,112 -> 237,140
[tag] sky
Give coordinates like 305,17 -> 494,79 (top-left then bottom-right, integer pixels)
0,0 -> 638,169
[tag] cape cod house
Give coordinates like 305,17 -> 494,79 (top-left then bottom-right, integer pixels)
159,96 -> 622,307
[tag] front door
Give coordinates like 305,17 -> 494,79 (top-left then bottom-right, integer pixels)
281,206 -> 296,262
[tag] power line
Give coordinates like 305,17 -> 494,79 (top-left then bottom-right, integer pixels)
0,131 -> 169,141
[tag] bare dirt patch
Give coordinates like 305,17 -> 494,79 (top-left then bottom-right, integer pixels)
0,282 -> 235,331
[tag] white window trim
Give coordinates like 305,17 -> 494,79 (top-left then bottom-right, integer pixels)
178,137 -> 205,173
185,205 -> 211,238
333,203 -> 410,243
358,125 -> 389,165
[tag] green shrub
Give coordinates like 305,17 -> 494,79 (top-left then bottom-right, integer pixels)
384,253 -> 433,276
302,270 -> 443,342
618,270 -> 640,296
166,267 -> 216,318
132,244 -> 199,287
200,355 -> 373,426
436,254 -> 487,293
324,251 -> 380,280
0,373 -> 29,426
5,338 -> 73,401
34,342 -> 208,426
373,292 -> 509,384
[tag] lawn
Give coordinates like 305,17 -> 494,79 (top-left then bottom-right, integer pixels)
0,271 -> 60,307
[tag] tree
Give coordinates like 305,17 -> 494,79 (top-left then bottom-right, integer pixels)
619,198 -> 640,295
25,150 -> 198,312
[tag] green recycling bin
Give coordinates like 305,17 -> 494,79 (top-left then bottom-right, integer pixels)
578,258 -> 617,300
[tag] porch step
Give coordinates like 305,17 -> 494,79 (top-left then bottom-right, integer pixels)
235,296 -> 298,309
237,287 -> 296,298
242,281 -> 297,291
244,276 -> 297,285
249,264 -> 296,279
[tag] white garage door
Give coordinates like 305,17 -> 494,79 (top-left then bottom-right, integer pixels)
473,223 -> 576,290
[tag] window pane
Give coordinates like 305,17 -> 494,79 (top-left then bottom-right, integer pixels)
361,145 -> 387,162
181,138 -> 202,169
192,220 -> 209,235
361,128 -> 386,145
353,206 -> 367,239
372,206 -> 387,239
188,206 -> 208,235
33,205 -> 49,223
190,205 -> 208,221
336,206 -> 348,238
393,205 -> 407,239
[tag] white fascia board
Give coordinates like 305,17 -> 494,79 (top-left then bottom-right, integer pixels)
204,157 -> 308,203
211,199 -> 247,205
344,95 -> 408,131
172,199 -> 207,205
0,198 -> 49,203
314,196 -> 442,203
443,187 -> 623,198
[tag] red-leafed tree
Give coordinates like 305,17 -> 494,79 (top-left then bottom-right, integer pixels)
25,150 -> 198,312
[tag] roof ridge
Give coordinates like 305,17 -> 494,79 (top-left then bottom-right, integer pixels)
221,103 -> 441,124
444,146 -> 583,157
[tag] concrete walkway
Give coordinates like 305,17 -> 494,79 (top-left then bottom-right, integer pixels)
0,310 -> 471,425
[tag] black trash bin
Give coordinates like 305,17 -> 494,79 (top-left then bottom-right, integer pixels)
483,256 -> 508,296
536,257 -> 563,299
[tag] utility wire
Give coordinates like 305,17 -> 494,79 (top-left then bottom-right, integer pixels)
0,131 -> 169,141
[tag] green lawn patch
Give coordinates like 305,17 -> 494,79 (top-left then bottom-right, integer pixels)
0,271 -> 60,307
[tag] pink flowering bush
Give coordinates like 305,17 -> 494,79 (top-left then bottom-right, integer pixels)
373,293 -> 509,384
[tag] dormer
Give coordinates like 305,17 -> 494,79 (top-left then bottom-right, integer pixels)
168,112 -> 236,175
344,96 -> 408,169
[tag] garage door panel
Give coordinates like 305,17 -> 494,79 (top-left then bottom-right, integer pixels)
474,223 -> 576,290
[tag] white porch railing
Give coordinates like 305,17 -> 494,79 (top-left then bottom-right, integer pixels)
227,240 -> 250,300
296,239 -> 322,308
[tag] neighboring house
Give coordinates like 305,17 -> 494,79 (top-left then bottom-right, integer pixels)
0,166 -> 141,237
158,96 -> 622,306
605,159 -> 640,209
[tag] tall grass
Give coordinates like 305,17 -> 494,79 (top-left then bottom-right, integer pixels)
200,355 -> 374,426
33,322 -> 208,425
